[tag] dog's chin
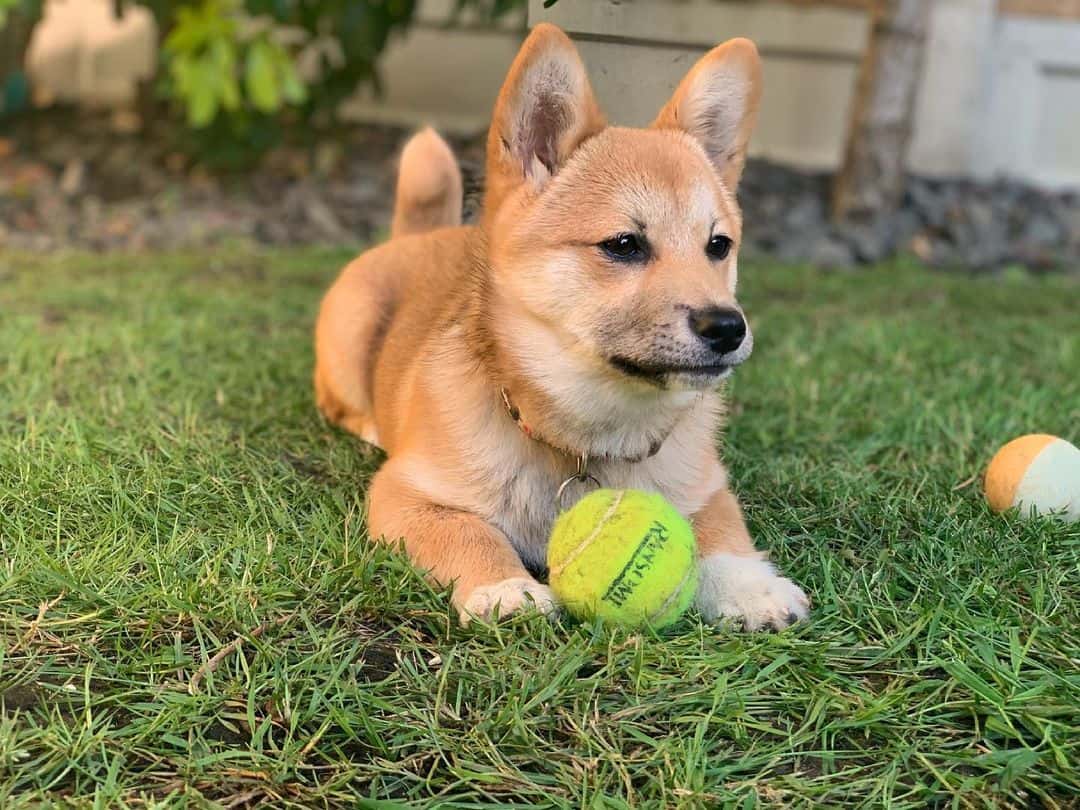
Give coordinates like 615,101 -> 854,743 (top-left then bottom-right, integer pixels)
609,356 -> 736,389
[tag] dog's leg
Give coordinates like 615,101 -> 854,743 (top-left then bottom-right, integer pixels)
368,459 -> 556,624
314,363 -> 379,444
314,253 -> 399,448
692,488 -> 809,630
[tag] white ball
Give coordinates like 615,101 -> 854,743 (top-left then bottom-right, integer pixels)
985,434 -> 1080,522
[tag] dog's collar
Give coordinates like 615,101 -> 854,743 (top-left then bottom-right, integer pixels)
501,386 -> 663,507
500,387 -> 663,465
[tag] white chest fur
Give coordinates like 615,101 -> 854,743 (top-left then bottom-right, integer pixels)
456,395 -> 727,571
409,344 -> 730,571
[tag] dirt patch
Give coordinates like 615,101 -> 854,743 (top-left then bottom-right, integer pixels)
3,108 -> 1078,272
0,109 -> 485,254
1,682 -> 42,711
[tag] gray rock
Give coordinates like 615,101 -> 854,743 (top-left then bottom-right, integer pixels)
841,219 -> 894,263
1024,213 -> 1063,247
1063,205 -> 1080,248
807,234 -> 856,269
3,114 -> 1078,272
963,198 -> 1010,269
783,196 -> 824,233
967,197 -> 995,234
891,208 -> 922,250
907,179 -> 948,229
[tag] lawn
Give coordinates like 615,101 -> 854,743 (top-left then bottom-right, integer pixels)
1,249 -> 1078,808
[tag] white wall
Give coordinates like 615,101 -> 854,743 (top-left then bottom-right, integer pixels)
528,0 -> 869,171
907,0 -> 997,178
340,0 -> 526,131
530,0 -> 1080,190
24,0 -> 1080,189
909,0 -> 1080,189
977,14 -> 1080,189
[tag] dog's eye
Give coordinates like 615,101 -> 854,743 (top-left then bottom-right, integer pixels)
707,234 -> 733,261
599,233 -> 648,263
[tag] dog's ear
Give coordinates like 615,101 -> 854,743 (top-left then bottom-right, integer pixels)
484,24 -> 604,216
652,38 -> 762,191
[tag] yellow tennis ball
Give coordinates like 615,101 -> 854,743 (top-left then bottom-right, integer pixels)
985,434 -> 1080,522
547,489 -> 698,628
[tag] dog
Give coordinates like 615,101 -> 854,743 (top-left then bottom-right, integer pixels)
314,23 -> 809,630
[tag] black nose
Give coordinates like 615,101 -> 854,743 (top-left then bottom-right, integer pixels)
688,307 -> 746,355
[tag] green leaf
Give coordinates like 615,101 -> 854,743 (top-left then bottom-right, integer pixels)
1000,749 -> 1042,790
220,73 -> 241,112
169,59 -> 191,96
278,59 -> 307,106
210,38 -> 241,111
184,59 -> 220,127
943,660 -> 1005,707
188,73 -> 218,127
245,39 -> 281,113
355,800 -> 414,810
163,5 -> 206,54
209,37 -> 235,74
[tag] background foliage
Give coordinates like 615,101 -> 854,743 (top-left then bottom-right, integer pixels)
0,0 -> 40,117
1,0 -> 526,164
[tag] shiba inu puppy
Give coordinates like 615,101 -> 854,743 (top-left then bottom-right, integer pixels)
314,24 -> 809,630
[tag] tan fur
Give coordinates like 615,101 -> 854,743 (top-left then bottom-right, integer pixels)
314,24 -> 809,628
391,128 -> 463,238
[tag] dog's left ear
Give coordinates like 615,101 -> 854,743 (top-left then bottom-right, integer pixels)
652,38 -> 762,192
485,24 -> 605,218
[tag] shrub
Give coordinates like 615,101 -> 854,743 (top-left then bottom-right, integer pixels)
2,0 -> 526,164
0,0 -> 40,117
148,0 -> 423,160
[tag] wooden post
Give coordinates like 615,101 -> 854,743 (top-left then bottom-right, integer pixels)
998,0 -> 1080,16
831,0 -> 931,222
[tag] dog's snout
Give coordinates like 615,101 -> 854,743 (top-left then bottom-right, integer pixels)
688,307 -> 746,355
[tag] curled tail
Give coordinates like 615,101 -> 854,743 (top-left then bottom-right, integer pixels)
391,127 -> 463,238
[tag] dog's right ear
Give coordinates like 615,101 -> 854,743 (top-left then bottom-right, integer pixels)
484,24 -> 604,219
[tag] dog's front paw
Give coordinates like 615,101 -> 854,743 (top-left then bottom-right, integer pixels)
459,577 -> 557,625
696,553 -> 809,631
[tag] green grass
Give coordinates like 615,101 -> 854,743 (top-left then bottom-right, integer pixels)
1,249 -> 1078,808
